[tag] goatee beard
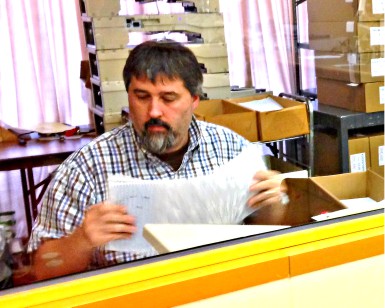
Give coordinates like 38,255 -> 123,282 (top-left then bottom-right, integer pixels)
141,118 -> 176,154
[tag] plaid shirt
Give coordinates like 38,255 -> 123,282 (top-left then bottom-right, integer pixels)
29,117 -> 252,267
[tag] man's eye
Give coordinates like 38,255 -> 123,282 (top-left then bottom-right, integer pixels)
136,94 -> 150,100
162,96 -> 176,103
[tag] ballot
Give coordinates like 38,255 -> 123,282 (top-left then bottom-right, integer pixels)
106,144 -> 267,253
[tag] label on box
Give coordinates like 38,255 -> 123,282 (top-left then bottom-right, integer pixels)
350,153 -> 367,172
372,0 -> 385,14
346,21 -> 355,33
380,86 -> 385,105
379,145 -> 384,166
347,53 -> 358,65
371,58 -> 385,77
345,0 -> 353,3
370,27 -> 385,46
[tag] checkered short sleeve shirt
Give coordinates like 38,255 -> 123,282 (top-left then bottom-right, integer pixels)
29,118 -> 253,267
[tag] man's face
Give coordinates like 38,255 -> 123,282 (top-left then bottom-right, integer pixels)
128,75 -> 199,154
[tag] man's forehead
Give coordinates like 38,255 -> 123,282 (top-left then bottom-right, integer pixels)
131,75 -> 186,91
134,74 -> 180,84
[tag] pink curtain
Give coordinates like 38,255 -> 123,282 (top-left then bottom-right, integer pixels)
0,0 -> 89,128
0,0 -> 90,237
220,0 -> 296,93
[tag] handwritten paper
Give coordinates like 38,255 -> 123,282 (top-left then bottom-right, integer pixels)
106,144 -> 267,253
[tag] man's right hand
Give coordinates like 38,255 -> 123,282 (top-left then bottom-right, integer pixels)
32,202 -> 136,281
80,202 -> 137,248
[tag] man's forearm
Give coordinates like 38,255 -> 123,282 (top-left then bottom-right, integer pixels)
32,227 -> 94,280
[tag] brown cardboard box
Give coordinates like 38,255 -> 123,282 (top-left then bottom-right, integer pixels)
314,132 -> 370,175
309,21 -> 384,53
314,51 -> 384,83
246,177 -> 347,226
194,99 -> 258,141
311,170 -> 384,202
349,135 -> 370,172
307,0 -> 384,22
369,133 -> 384,176
0,126 -> 18,142
226,95 -> 310,142
263,155 -> 308,178
316,78 -> 384,113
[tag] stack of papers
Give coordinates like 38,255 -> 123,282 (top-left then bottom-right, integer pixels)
106,144 -> 267,253
239,97 -> 283,112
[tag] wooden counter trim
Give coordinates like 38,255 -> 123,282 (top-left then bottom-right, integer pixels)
0,213 -> 383,308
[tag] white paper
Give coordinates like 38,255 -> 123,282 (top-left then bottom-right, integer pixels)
106,144 -> 267,253
312,198 -> 384,221
372,0 -> 385,14
239,97 -> 283,112
371,58 -> 385,77
370,27 -> 384,46
349,153 -> 367,172
345,21 -> 355,33
379,145 -> 384,166
380,86 -> 385,105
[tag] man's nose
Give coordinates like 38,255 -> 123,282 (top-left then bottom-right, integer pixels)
148,99 -> 163,118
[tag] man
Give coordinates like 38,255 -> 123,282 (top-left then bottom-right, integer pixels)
28,40 -> 286,280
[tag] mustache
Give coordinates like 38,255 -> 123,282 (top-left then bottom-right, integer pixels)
144,118 -> 171,131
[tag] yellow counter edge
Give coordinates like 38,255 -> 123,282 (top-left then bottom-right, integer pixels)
0,213 -> 383,308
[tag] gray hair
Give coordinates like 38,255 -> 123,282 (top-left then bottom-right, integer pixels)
123,40 -> 203,98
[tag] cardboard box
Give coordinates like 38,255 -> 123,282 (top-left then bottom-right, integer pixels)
0,125 -> 18,142
309,21 -> 384,53
316,78 -> 384,113
311,170 -> 384,203
194,99 -> 259,141
369,134 -> 384,176
245,177 -> 347,226
307,0 -> 385,22
314,51 -> 385,83
263,155 -> 309,178
314,132 -> 370,175
349,135 -> 370,173
227,95 -> 310,142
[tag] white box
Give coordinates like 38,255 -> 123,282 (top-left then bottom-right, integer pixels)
100,81 -> 128,115
187,43 -> 229,73
83,16 -> 128,50
184,0 -> 221,13
80,0 -> 120,17
89,48 -> 130,81
202,73 -> 231,99
91,79 -> 128,114
126,13 -> 226,44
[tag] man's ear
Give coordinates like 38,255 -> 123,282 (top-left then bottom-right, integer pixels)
192,95 -> 200,110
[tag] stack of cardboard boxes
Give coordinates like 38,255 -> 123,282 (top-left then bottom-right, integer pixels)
80,0 -> 235,134
307,0 -> 384,176
194,94 -> 310,143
